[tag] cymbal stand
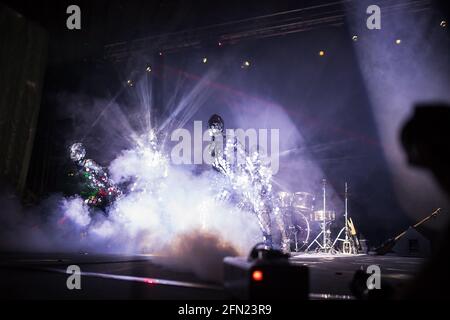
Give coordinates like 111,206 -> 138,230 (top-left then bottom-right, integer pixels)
332,182 -> 356,254
306,179 -> 335,253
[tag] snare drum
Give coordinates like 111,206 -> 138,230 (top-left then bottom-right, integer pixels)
292,192 -> 315,212
310,210 -> 336,222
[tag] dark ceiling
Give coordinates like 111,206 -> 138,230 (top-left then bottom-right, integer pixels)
2,0 -> 447,65
1,0 -> 321,64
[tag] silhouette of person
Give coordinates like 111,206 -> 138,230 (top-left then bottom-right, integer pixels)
400,103 -> 450,299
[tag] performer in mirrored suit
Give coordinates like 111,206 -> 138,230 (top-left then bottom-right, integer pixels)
69,142 -> 122,211
207,114 -> 288,250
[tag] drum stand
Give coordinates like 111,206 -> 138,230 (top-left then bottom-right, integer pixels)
306,179 -> 335,253
332,182 -> 357,254
288,220 -> 310,252
289,225 -> 299,252
306,220 -> 335,253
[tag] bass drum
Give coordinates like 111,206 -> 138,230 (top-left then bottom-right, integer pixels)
283,208 -> 311,252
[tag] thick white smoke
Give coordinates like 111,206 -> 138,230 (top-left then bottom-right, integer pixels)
0,133 -> 262,283
0,67 -> 299,283
33,137 -> 261,282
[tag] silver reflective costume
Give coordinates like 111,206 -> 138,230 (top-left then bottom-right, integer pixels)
207,114 -> 288,249
69,142 -> 122,207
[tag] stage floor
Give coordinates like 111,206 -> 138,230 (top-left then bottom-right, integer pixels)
0,252 -> 424,299
290,253 -> 423,298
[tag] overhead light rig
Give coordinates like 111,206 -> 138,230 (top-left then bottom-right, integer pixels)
103,0 -> 432,62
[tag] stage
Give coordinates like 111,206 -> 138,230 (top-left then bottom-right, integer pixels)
0,252 -> 424,299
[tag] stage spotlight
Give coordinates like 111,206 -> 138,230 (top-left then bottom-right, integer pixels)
395,39 -> 402,45
159,51 -> 163,56
241,60 -> 251,69
319,50 -> 325,56
146,66 -> 152,72
202,57 -> 208,64
218,41 -> 223,47
126,79 -> 134,87
441,20 -> 447,28
352,35 -> 358,41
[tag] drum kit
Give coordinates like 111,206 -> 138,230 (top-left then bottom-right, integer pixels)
275,180 -> 358,254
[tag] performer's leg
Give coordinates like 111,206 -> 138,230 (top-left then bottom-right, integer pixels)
273,207 -> 290,252
256,206 -> 274,248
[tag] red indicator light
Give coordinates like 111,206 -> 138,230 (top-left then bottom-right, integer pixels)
252,270 -> 264,282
